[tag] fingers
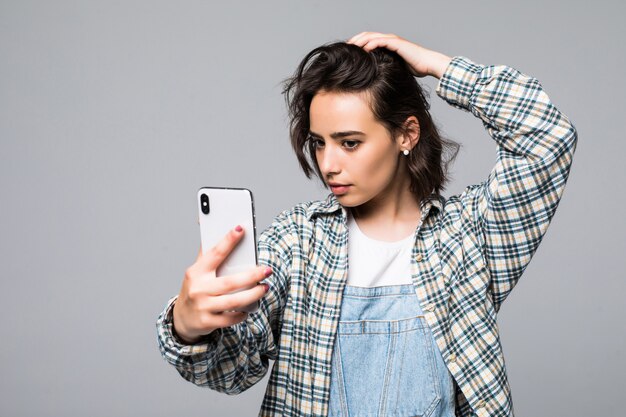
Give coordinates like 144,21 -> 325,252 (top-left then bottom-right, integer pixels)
187,266 -> 273,302
208,310 -> 249,329
190,265 -> 271,298
348,31 -> 387,43
347,31 -> 367,43
209,265 -> 271,296
203,283 -> 269,313
347,32 -> 398,50
201,225 -> 245,272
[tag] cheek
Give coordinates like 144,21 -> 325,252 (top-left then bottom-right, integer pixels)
375,152 -> 397,172
355,149 -> 398,185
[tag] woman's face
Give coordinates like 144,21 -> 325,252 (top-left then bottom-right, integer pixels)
309,90 -> 409,208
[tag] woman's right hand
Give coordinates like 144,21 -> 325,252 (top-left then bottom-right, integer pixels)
346,32 -> 452,79
172,225 -> 272,344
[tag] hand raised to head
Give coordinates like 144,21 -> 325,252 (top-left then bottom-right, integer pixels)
347,31 -> 452,79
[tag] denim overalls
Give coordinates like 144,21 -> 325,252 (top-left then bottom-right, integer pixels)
328,283 -> 456,417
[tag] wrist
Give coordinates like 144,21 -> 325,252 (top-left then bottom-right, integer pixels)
171,300 -> 209,344
173,324 -> 206,345
429,52 -> 453,79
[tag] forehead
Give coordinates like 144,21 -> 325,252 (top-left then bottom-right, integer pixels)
309,90 -> 376,130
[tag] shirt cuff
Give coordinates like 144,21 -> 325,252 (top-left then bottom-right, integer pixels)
156,295 -> 224,356
435,56 -> 484,111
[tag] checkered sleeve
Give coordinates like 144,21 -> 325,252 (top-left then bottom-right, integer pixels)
155,209 -> 292,394
436,56 -> 578,313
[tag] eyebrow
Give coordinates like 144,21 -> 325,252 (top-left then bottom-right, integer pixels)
308,130 -> 366,139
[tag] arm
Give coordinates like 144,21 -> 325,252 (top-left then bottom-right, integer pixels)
435,56 -> 578,312
156,210 -> 292,394
348,32 -> 577,312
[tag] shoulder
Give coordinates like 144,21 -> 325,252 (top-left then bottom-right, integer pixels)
442,182 -> 485,211
258,195 -> 333,246
427,184 -> 488,238
266,192 -> 340,228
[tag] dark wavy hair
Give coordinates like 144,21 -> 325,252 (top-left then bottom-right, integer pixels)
280,41 -> 461,203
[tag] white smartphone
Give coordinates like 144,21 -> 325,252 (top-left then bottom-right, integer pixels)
197,186 -> 260,313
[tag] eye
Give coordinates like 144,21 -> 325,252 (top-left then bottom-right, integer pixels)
309,138 -> 324,149
343,140 -> 360,150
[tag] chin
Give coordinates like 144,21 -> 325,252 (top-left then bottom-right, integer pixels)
335,193 -> 367,208
333,193 -> 352,204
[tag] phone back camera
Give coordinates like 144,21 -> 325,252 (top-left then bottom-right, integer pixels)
200,193 -> 210,215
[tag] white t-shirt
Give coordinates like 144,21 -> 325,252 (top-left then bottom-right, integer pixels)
346,209 -> 416,287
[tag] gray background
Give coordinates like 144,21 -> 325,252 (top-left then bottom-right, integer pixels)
1,0 -> 623,416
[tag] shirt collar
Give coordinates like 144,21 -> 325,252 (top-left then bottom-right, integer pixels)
306,191 -> 444,221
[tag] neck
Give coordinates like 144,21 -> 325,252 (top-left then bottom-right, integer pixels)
352,187 -> 420,222
349,172 -> 422,240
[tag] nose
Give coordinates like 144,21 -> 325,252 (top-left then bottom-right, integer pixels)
317,143 -> 342,178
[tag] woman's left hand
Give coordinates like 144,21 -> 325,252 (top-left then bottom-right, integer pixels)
346,32 -> 452,79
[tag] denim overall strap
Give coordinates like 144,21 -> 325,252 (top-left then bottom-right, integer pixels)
328,284 -> 456,417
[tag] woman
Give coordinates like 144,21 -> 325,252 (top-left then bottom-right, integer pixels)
156,32 -> 577,417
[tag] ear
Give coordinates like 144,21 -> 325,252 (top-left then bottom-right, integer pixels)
396,116 -> 420,151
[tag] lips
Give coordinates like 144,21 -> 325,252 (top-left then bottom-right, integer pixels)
328,183 -> 351,195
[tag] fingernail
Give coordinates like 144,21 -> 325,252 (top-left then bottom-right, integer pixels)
235,225 -> 242,232
264,267 -> 272,277
263,283 -> 270,292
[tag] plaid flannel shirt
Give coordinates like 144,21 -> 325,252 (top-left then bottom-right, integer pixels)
156,55 -> 578,417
